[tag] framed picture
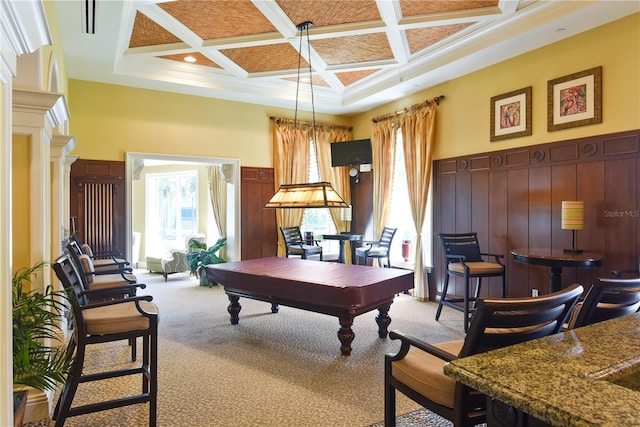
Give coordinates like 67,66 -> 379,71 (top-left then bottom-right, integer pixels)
547,66 -> 602,131
490,86 -> 532,142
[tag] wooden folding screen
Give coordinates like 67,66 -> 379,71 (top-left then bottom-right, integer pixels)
70,159 -> 126,258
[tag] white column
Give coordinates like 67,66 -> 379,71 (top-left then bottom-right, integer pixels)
12,89 -> 70,292
50,135 -> 77,275
0,1 -> 52,424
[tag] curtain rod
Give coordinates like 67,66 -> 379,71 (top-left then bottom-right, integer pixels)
269,116 -> 353,131
371,95 -> 445,123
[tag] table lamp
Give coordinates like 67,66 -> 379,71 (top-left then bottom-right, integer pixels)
561,200 -> 584,254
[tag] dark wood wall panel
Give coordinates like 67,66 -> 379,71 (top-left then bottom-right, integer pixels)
433,129 -> 640,300
241,167 -> 277,260
604,159 -> 637,271
507,168 -> 529,296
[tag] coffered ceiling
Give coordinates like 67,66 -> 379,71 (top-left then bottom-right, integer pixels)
53,0 -> 638,115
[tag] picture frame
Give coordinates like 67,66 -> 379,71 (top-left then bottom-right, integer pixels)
490,86 -> 532,142
547,66 -> 602,131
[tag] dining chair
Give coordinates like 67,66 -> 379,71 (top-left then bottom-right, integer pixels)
567,277 -> 640,329
67,240 -> 131,275
280,226 -> 323,260
436,232 -> 506,331
355,226 -> 397,268
51,254 -> 158,427
71,234 -> 129,268
611,255 -> 640,278
67,242 -> 139,297
384,283 -> 583,427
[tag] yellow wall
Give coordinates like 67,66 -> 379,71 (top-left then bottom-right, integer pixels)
351,13 -> 640,159
68,81 -> 351,166
11,135 -> 31,273
68,14 -> 638,164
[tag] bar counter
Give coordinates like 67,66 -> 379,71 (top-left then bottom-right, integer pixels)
444,313 -> 640,426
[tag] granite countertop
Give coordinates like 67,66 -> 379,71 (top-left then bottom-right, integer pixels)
444,313 -> 640,427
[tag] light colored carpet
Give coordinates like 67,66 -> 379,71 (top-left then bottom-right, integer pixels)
37,268 -> 465,426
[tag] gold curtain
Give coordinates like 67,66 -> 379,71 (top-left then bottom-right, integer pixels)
370,119 -> 397,266
207,165 -> 227,258
316,127 -> 353,262
272,119 -> 311,256
400,104 -> 436,299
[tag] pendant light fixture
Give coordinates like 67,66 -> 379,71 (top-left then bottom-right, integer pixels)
265,21 -> 348,209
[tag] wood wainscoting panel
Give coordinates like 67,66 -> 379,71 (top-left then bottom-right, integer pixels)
433,129 -> 640,300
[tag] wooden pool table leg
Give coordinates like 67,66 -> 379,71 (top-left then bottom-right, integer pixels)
337,316 -> 356,356
376,302 -> 393,338
227,295 -> 242,324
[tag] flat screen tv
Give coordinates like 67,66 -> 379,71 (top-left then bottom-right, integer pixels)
330,139 -> 372,167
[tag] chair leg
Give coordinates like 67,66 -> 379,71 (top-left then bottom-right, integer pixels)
130,337 -> 137,361
435,273 -> 450,321
384,378 -> 396,427
473,277 -> 483,309
149,325 -> 158,427
463,275 -> 470,332
53,341 -> 84,427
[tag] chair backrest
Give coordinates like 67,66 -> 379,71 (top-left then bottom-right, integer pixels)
439,232 -> 484,263
66,241 -> 95,285
280,226 -> 304,247
569,277 -> 640,328
460,283 -> 584,357
377,227 -> 397,251
185,234 -> 206,251
52,254 -> 90,307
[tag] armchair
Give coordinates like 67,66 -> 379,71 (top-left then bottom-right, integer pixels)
355,227 -> 397,268
280,226 -> 323,260
385,283 -> 583,427
161,248 -> 189,281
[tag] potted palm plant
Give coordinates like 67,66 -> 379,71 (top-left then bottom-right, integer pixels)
186,237 -> 227,287
13,262 -> 74,426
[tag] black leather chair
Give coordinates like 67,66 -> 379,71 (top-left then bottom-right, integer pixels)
568,277 -> 640,329
52,254 -> 158,427
436,232 -> 506,331
385,283 -> 583,427
280,226 -> 323,260
355,227 -> 397,268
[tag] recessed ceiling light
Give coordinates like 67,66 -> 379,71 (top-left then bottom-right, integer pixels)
556,28 -> 566,33
184,56 -> 196,63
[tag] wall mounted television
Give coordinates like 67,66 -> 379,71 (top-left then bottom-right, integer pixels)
330,139 -> 372,167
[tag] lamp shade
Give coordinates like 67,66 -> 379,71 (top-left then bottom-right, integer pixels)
341,205 -> 352,221
561,201 -> 584,230
264,182 -> 349,208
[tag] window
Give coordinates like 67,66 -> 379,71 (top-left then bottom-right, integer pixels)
145,171 -> 198,256
387,131 -> 433,266
301,139 -> 338,255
